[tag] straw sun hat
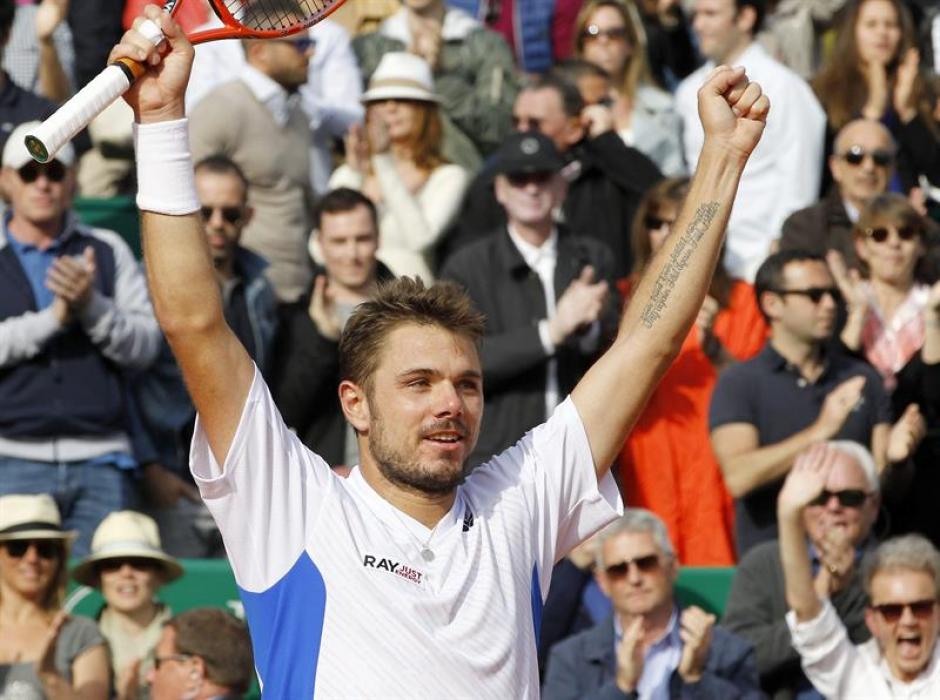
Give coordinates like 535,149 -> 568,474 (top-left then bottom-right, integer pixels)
361,52 -> 440,104
0,494 -> 77,542
72,510 -> 183,587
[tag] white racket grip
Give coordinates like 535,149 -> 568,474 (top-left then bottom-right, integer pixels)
25,18 -> 166,163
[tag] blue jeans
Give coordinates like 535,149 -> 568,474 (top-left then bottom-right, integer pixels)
0,457 -> 137,557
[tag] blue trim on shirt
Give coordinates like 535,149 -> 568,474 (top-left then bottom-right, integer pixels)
238,551 -> 327,698
531,563 -> 543,643
4,211 -> 64,310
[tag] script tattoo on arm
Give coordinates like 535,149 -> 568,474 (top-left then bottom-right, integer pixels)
640,201 -> 722,328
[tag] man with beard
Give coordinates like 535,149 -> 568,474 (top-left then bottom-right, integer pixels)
115,5 -> 770,696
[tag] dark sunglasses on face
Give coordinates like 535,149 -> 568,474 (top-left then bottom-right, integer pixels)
772,286 -> 843,304
278,37 -> 315,53
200,205 -> 245,226
506,171 -> 554,188
871,599 -> 937,623
865,226 -> 921,244
644,215 -> 675,231
809,488 -> 870,508
582,24 -> 628,41
2,539 -> 62,559
17,160 -> 67,184
840,146 -> 894,168
604,554 -> 660,578
97,556 -> 159,574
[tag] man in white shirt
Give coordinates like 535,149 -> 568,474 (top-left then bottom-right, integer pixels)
675,0 -> 825,281
780,442 -> 940,698
115,5 -> 770,696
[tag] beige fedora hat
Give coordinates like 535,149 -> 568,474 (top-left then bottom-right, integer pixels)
71,511 -> 183,587
361,52 -> 440,104
0,494 -> 77,541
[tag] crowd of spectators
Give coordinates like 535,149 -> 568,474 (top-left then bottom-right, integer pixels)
3,0 -> 940,697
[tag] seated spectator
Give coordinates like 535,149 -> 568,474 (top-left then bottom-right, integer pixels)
676,0 -> 825,280
572,0 -> 685,176
131,156 -> 277,558
723,440 -> 879,699
147,608 -> 254,700
444,74 -> 661,279
0,494 -> 109,699
543,509 -> 761,699
330,53 -> 468,283
709,250 -> 923,556
274,187 -> 393,469
0,122 -> 160,555
635,0 -> 698,91
440,131 -> 618,464
812,0 -> 940,196
756,0 -> 847,80
71,510 -> 183,700
779,444 -> 940,696
618,177 -> 767,566
352,0 -> 519,165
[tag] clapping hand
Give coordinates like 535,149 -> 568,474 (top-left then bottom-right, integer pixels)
778,443 -> 838,518
678,606 -> 715,683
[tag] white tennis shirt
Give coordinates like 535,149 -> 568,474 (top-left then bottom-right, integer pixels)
190,368 -> 622,698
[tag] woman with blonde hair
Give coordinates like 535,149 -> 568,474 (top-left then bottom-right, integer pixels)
572,0 -> 684,175
0,494 -> 109,699
330,52 -> 469,284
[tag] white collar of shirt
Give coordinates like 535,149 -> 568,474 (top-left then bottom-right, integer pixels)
241,64 -> 291,127
507,225 -> 558,271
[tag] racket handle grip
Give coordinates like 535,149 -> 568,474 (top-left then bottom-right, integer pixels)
25,18 -> 165,163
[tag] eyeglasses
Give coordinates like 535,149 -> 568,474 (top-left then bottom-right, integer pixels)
153,653 -> 194,670
771,287 -> 843,304
506,171 -> 554,188
276,37 -> 315,54
582,24 -> 629,41
97,557 -> 159,573
644,215 -> 675,231
17,160 -> 67,183
871,599 -> 937,623
604,554 -> 660,578
839,146 -> 894,168
2,539 -> 62,560
864,226 -> 922,244
809,488 -> 870,508
200,205 -> 245,226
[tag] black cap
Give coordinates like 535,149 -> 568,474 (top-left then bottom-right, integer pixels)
491,131 -> 564,176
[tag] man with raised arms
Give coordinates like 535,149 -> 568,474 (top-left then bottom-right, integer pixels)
111,5 -> 769,697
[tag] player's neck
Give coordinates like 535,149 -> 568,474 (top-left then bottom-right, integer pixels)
359,459 -> 456,529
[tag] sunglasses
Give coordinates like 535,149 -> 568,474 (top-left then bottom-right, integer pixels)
97,556 -> 159,574
809,488 -> 870,508
582,24 -> 629,41
200,205 -> 245,226
644,215 -> 675,231
2,539 -> 62,560
276,37 -> 315,54
864,226 -> 921,244
840,146 -> 894,168
506,171 -> 554,188
771,287 -> 843,304
17,160 -> 67,184
871,599 -> 937,623
604,554 -> 660,578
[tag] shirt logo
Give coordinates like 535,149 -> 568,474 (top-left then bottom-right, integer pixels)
363,555 -> 424,584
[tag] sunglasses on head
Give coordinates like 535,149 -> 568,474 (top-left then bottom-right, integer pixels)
809,488 -> 869,508
644,215 -> 675,231
97,556 -> 159,574
604,553 -> 660,578
840,146 -> 894,168
582,24 -> 628,41
17,160 -> 67,184
506,171 -> 554,188
871,599 -> 937,623
865,226 -> 921,244
772,286 -> 842,304
200,205 -> 245,226
2,539 -> 62,560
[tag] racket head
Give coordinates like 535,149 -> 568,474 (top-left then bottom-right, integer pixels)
186,0 -> 346,44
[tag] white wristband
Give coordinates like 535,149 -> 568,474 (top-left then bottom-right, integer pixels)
133,118 -> 200,215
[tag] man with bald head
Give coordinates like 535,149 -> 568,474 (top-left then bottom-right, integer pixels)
777,119 -> 896,269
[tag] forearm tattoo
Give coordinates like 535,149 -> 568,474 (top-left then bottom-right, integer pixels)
640,201 -> 721,328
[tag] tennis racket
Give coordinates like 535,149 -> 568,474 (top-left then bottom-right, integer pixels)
25,0 -> 346,163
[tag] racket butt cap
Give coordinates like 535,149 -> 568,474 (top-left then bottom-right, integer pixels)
24,134 -> 50,164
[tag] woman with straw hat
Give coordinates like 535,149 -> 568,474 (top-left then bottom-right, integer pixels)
0,494 -> 110,699
72,511 -> 183,700
328,51 -> 469,284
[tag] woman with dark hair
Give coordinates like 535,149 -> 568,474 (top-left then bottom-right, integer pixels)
812,0 -> 940,193
0,495 -> 109,699
572,0 -> 685,175
330,52 -> 469,283
616,178 -> 767,564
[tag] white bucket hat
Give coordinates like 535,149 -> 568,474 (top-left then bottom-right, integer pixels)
71,510 -> 183,587
361,52 -> 440,104
0,494 -> 77,541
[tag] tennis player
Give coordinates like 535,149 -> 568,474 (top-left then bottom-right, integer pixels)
115,5 -> 769,697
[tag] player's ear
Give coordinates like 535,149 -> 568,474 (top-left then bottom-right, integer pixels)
339,380 -> 371,433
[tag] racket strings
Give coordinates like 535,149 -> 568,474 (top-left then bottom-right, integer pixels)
221,0 -> 332,31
